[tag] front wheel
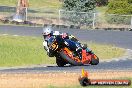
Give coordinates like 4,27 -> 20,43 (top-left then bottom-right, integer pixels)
56,57 -> 67,67
90,55 -> 99,65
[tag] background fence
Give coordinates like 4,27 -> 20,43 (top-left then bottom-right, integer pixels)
95,13 -> 132,30
59,10 -> 96,29
0,6 -> 59,27
0,5 -> 132,30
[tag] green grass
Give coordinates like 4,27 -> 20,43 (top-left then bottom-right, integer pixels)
0,35 -> 125,67
29,0 -> 62,8
0,0 -> 62,9
96,6 -> 108,14
0,35 -> 55,67
88,42 -> 125,60
0,0 -> 61,26
95,6 -> 108,28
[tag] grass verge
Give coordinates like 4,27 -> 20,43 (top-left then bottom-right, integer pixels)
96,6 -> 108,14
88,41 -> 125,60
0,0 -> 62,9
0,71 -> 131,88
0,35 -> 55,67
0,35 -> 125,67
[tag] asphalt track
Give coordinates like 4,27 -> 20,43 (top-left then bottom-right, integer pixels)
0,25 -> 132,49
0,25 -> 132,72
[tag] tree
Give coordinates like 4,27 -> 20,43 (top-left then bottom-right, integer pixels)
61,0 -> 96,29
62,0 -> 96,12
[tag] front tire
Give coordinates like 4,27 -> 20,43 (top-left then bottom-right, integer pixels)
90,57 -> 99,65
56,57 -> 66,67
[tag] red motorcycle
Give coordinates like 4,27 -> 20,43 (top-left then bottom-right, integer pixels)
45,35 -> 99,67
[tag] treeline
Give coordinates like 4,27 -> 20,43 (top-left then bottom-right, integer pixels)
62,0 -> 132,14
96,0 -> 132,14
62,0 -> 96,12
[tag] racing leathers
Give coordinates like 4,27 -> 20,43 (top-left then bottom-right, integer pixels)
43,31 -> 60,56
43,31 -> 91,57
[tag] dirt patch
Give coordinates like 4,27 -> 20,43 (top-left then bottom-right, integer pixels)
0,71 -> 132,88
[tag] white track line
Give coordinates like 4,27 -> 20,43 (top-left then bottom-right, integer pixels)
121,58 -> 127,61
0,65 -> 48,71
13,35 -> 19,36
105,61 -> 111,62
115,59 -> 120,61
2,34 -> 8,36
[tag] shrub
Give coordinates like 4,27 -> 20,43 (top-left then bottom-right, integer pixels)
107,1 -> 131,14
62,0 -> 96,28
106,15 -> 131,25
106,0 -> 132,24
128,0 -> 132,3
62,0 -> 96,12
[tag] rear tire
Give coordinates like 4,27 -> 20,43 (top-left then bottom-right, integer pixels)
90,57 -> 99,65
56,57 -> 66,67
59,50 -> 83,66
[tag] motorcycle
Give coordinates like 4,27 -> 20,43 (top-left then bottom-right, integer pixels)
43,35 -> 99,67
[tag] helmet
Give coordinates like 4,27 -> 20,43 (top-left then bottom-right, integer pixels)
43,27 -> 53,35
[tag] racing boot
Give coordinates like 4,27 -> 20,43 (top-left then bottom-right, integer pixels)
81,44 -> 93,54
82,44 -> 87,49
86,48 -> 93,54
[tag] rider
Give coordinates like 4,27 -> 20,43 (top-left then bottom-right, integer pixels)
42,26 -> 91,57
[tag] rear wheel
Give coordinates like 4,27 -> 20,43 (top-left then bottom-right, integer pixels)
56,57 -> 66,67
59,50 -> 83,66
